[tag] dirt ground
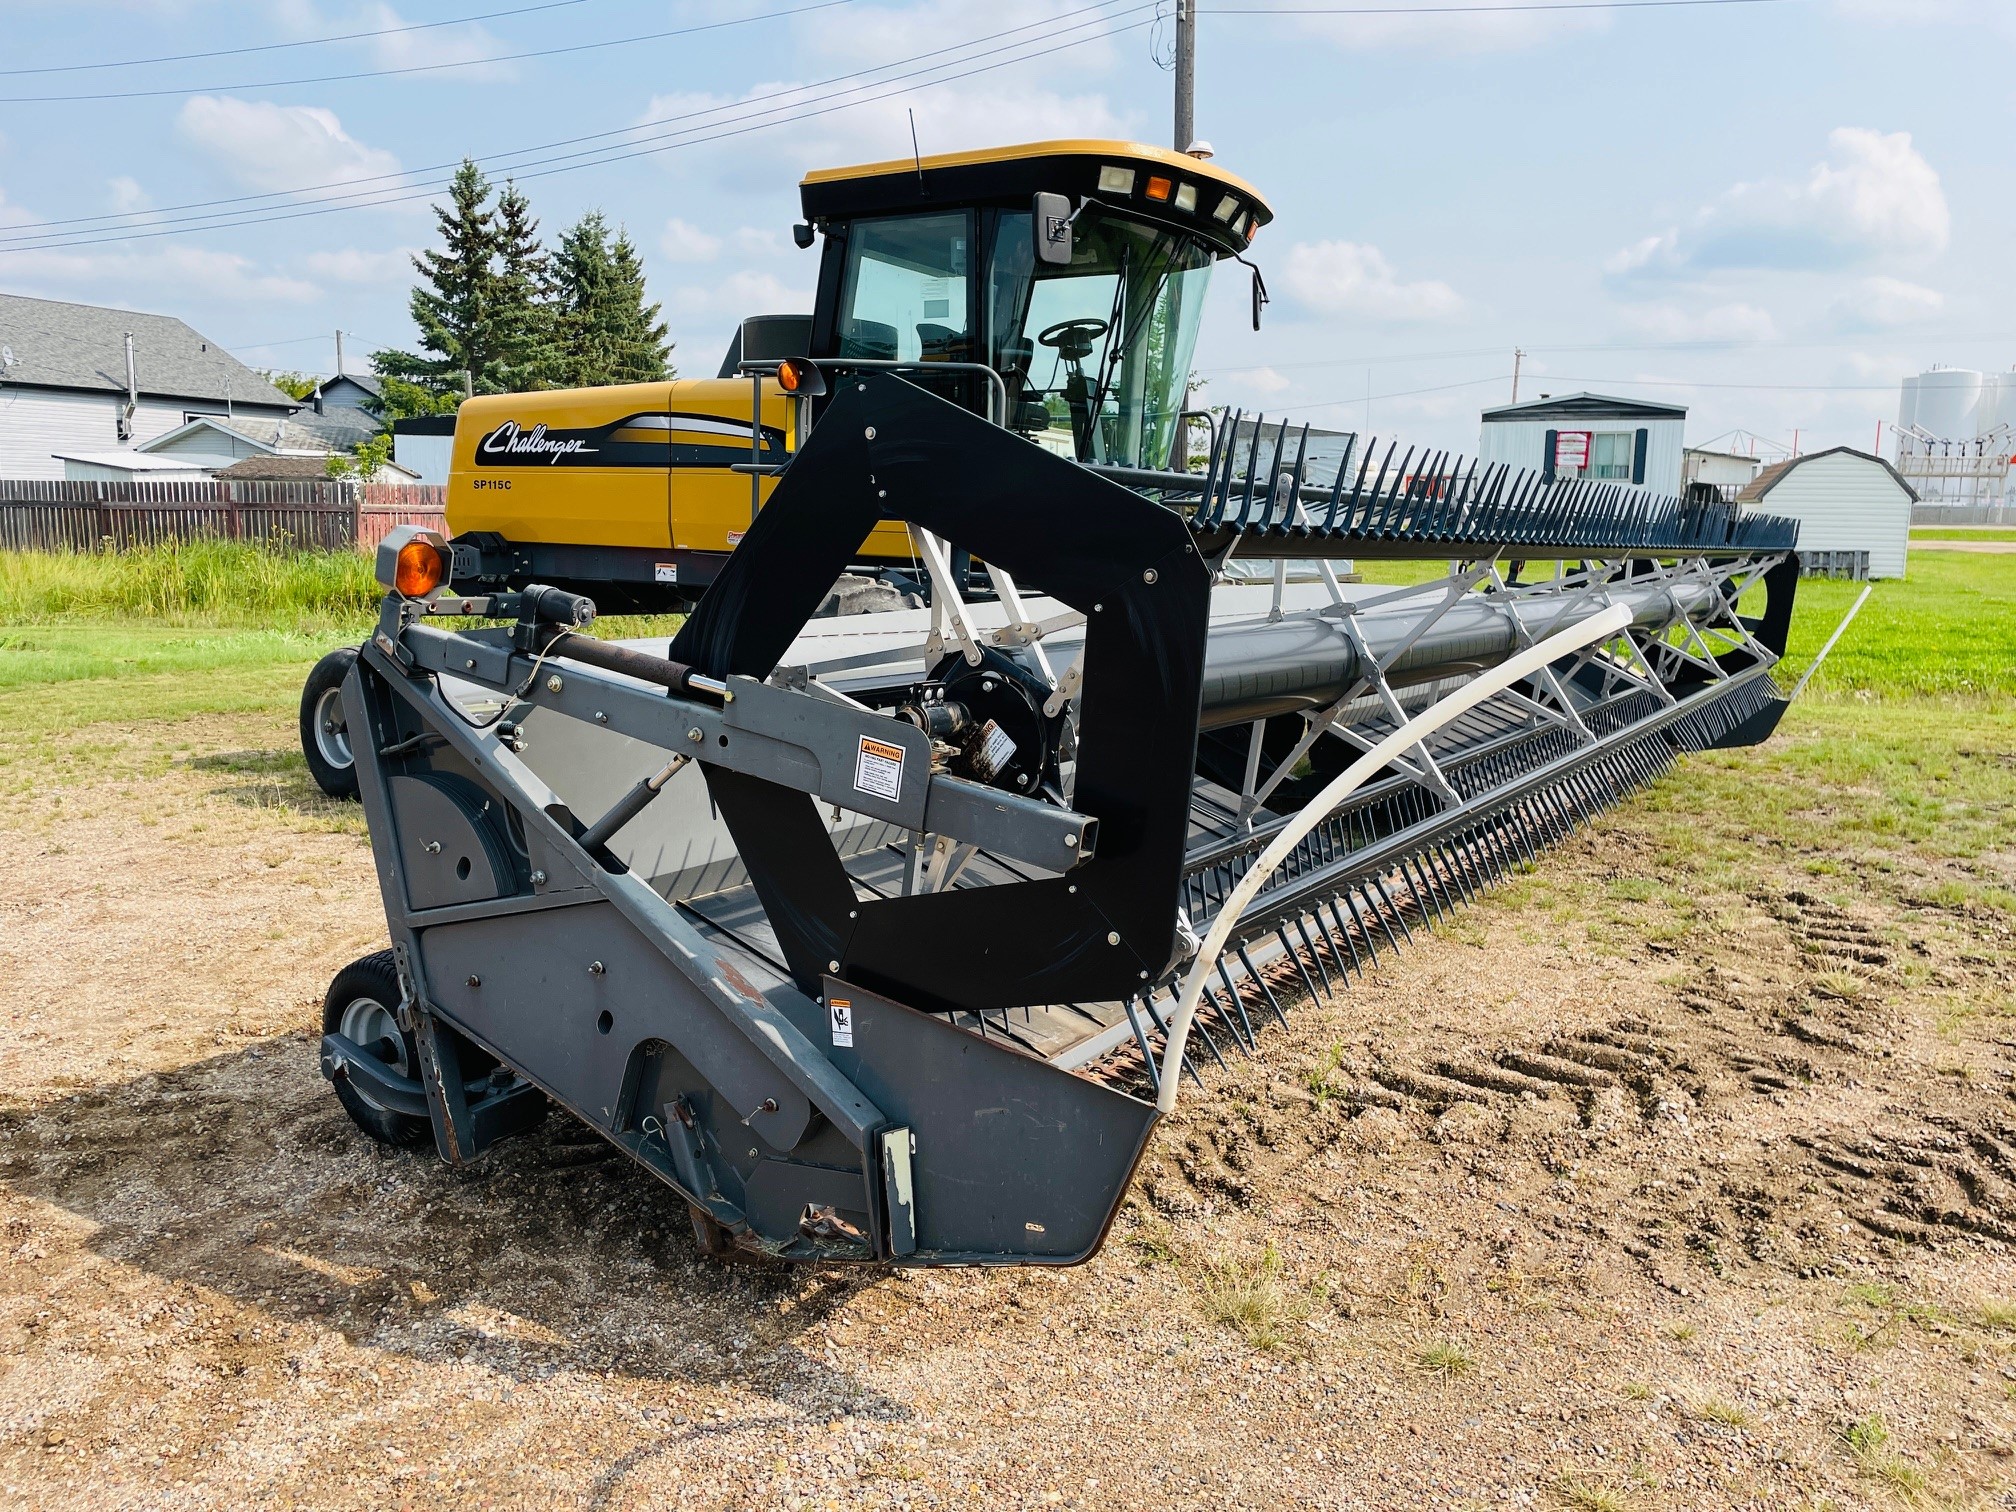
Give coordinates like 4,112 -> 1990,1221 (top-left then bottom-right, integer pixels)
3,688 -> 2015,1510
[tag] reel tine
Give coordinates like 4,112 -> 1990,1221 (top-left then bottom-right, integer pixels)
1326,897 -> 1365,978
1278,924 -> 1322,1004
1295,915 -> 1334,998
1372,875 -> 1414,945
1236,943 -> 1291,1028
1140,991 -> 1207,1087
1123,996 -> 1161,1095
1201,979 -> 1254,1055
1312,903 -> 1352,983
1217,956 -> 1263,1047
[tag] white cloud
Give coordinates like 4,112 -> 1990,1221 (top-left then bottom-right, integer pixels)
802,0 -> 1123,72
1616,301 -> 1779,343
177,97 -> 402,196
1279,241 -> 1463,323
274,0 -> 514,80
667,269 -> 809,322
107,177 -> 151,216
660,218 -> 722,263
0,241 -> 320,304
299,246 -> 416,283
1238,366 -> 1293,396
1830,275 -> 1944,330
1611,127 -> 1949,278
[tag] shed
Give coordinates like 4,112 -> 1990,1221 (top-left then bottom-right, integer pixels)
1478,392 -> 1687,497
52,451 -> 214,483
1736,446 -> 1916,579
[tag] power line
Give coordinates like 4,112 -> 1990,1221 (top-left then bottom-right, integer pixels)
0,0 -> 1144,248
1200,0 -> 1798,14
0,0 -> 859,104
0,12 -> 1153,254
0,0 -> 597,77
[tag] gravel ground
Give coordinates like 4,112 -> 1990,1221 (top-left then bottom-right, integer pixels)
2,698 -> 2014,1510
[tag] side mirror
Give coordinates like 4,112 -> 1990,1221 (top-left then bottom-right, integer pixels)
792,221 -> 816,250
1033,192 -> 1073,266
1248,260 -> 1270,332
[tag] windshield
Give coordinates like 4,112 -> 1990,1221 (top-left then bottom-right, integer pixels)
990,209 -> 1212,470
833,207 -> 1213,470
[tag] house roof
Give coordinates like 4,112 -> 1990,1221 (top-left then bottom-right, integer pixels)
314,372 -> 383,401
49,450 -> 212,473
136,410 -> 380,457
0,293 -> 297,409
1735,445 -> 1920,505
216,453 -> 418,482
1481,391 -> 1688,423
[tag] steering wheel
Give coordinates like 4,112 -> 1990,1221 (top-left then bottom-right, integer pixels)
1036,317 -> 1109,363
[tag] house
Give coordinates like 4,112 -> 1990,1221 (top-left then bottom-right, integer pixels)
1682,446 -> 1765,503
309,371 -> 383,414
51,451 -> 213,483
135,409 -> 381,470
1736,446 -> 1916,579
1478,393 -> 1687,496
0,292 -> 298,478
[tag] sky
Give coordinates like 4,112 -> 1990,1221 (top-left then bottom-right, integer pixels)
0,0 -> 2009,459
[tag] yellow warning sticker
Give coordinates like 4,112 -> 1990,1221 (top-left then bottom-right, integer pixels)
854,734 -> 905,803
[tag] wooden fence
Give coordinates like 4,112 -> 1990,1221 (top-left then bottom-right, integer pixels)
0,478 -> 449,553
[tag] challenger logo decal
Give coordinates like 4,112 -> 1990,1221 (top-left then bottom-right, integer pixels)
478,420 -> 597,464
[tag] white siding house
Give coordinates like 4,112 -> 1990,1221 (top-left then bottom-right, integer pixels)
1479,393 -> 1688,497
0,293 -> 297,479
1737,447 -> 1916,579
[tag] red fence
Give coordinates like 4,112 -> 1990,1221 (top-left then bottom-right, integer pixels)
0,478 -> 448,553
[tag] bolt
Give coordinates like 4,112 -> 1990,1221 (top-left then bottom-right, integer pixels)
466,974 -> 481,987
423,840 -> 441,853
594,710 -> 608,724
828,960 -> 840,972
849,909 -> 858,919
546,674 -> 563,693
1143,568 -> 1158,584
1015,773 -> 1029,786
878,489 -> 887,499
589,961 -> 605,976
464,657 -> 476,670
1107,931 -> 1121,946
1063,834 -> 1077,848
530,869 -> 547,885
1093,603 -> 1104,613
864,426 -> 877,440
687,727 -> 703,742
749,1149 -> 760,1159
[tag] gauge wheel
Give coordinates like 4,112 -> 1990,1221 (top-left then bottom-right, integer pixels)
322,951 -> 431,1147
300,647 -> 361,800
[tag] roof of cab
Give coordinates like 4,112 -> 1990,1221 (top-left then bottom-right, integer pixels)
799,139 -> 1273,258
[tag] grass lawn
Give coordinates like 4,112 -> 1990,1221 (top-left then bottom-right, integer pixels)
1911,525 -> 2016,541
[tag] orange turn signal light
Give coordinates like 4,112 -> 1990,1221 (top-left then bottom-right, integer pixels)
774,357 -> 826,397
394,538 -> 445,598
1144,175 -> 1173,202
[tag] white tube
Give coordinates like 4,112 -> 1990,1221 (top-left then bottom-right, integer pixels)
1154,602 -> 1635,1113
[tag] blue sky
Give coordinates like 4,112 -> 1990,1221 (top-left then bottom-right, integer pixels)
1,0 -> 2008,457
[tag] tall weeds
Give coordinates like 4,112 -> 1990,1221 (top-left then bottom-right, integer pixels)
0,541 -> 379,629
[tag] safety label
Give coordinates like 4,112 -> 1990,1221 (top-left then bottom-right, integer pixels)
973,719 -> 1018,781
653,562 -> 678,584
854,734 -> 905,802
829,998 -> 854,1047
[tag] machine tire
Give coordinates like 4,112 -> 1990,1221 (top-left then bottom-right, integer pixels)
322,951 -> 431,1148
300,647 -> 361,800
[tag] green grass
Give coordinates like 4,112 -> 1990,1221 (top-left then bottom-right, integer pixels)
1771,552 -> 2016,697
1911,526 -> 2016,541
1,539 -> 380,627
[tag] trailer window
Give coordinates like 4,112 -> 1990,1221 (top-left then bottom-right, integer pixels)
837,213 -> 973,365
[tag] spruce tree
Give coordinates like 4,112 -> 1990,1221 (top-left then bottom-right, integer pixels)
490,179 -> 561,390
373,160 -> 499,397
551,211 -> 674,387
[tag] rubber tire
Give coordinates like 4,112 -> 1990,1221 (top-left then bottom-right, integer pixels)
322,950 -> 432,1148
300,647 -> 361,801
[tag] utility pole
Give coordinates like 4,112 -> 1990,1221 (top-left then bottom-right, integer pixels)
1511,348 -> 1523,404
1174,0 -> 1195,152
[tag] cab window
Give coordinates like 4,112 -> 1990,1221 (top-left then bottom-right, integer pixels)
837,213 -> 973,364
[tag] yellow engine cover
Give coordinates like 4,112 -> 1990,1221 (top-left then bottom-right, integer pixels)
448,379 -> 913,559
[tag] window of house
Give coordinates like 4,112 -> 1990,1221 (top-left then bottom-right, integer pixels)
1590,431 -> 1636,480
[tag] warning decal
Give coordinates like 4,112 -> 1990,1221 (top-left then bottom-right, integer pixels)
854,734 -> 905,802
653,562 -> 678,584
829,998 -> 854,1047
